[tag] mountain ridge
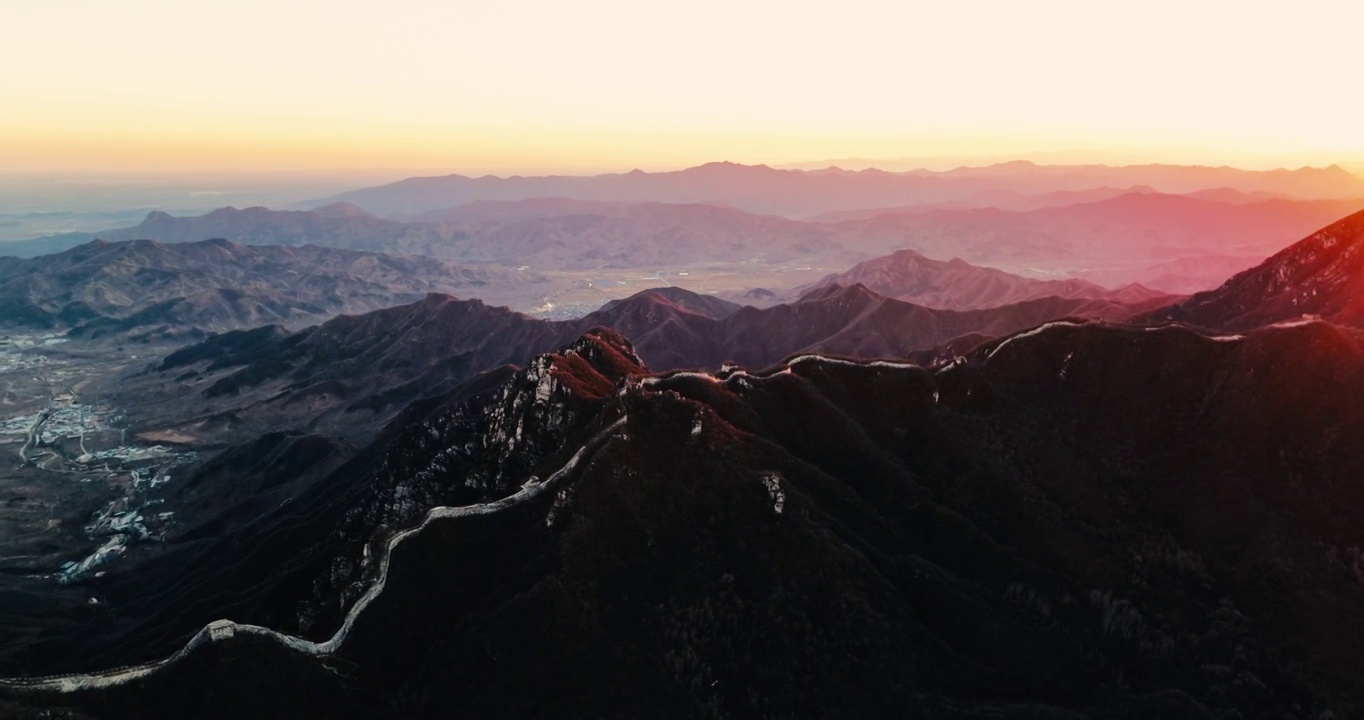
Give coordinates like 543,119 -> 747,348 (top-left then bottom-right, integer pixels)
129,284 -> 1171,450
0,238 -> 542,337
1143,209 -> 1364,329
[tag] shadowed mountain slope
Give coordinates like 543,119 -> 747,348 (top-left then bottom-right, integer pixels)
1145,209 -> 1364,330
135,285 -> 1160,446
7,320 -> 1364,718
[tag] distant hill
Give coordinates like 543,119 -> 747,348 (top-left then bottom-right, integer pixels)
405,197 -> 632,223
443,201 -> 848,268
11,185 -> 1358,293
808,185 -> 1311,222
0,238 -> 542,338
4,201 -> 851,270
1137,253 -> 1261,295
808,185 -> 1161,221
596,286 -> 742,320
828,192 -> 1364,289
312,160 -> 1364,217
1,204 -> 469,259
798,248 -> 1174,310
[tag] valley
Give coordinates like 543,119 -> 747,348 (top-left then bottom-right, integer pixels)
0,339 -> 198,642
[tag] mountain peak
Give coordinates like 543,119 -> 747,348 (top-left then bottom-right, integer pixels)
203,237 -> 243,250
312,201 -> 373,218
686,161 -> 773,174
563,327 -> 649,382
596,287 -> 741,321
416,291 -> 472,308
797,282 -> 882,305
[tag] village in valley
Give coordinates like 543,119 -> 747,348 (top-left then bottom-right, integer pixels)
0,332 -> 195,586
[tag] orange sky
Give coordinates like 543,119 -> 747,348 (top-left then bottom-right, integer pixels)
4,0 -> 1363,176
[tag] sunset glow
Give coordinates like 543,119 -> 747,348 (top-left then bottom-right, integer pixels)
5,0 -> 1364,174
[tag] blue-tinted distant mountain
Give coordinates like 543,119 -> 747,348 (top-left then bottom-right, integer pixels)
0,238 -> 541,337
8,200 -> 852,269
13,185 -> 1360,290
0,204 -> 470,259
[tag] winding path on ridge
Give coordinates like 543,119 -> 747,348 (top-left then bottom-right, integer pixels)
16,407 -> 52,465
0,416 -> 627,695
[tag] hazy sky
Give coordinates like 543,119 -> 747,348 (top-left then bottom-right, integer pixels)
4,0 -> 1363,175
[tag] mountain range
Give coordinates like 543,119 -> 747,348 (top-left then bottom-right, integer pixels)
7,171 -> 1364,719
314,161 -> 1364,217
1146,209 -> 1364,330
5,200 -> 851,270
129,283 -> 1164,449
798,248 -> 1172,310
809,186 -> 1303,222
116,204 -> 1364,454
9,191 -> 1360,296
7,315 -> 1364,717
417,200 -> 850,268
0,238 -> 543,338
0,204 -> 468,260
825,192 -> 1364,290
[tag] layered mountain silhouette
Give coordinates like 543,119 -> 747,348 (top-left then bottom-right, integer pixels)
1147,209 -> 1364,330
801,248 -> 1174,310
916,159 -> 1364,195
0,238 -> 541,337
314,161 -> 1364,217
12,191 -> 1359,293
1136,253 -> 1261,295
136,294 -> 574,447
420,200 -> 848,268
826,192 -> 1364,289
137,284 -> 1162,447
808,184 -> 1165,221
8,201 -> 849,269
403,197 -> 631,223
7,319 -> 1364,718
3,204 -> 472,259
594,285 -> 742,319
810,185 -> 1301,222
